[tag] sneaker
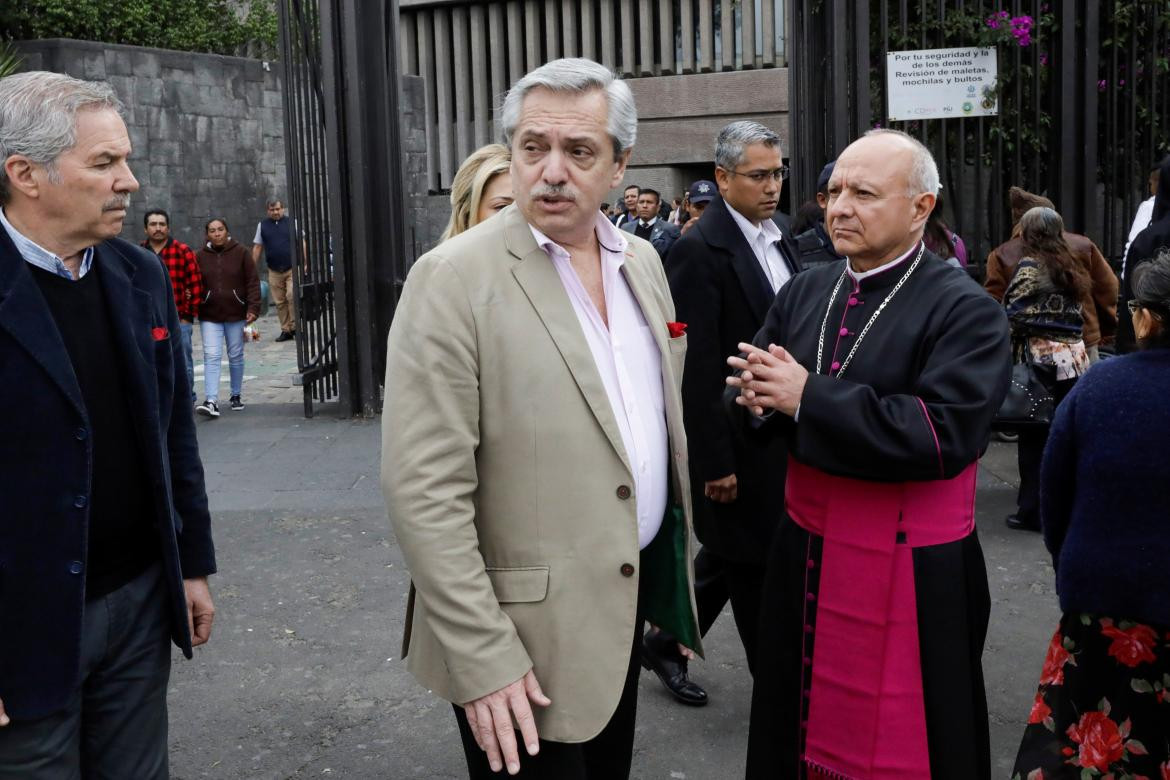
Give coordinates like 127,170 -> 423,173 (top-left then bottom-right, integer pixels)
275,331 -> 295,342
196,399 -> 220,418
230,395 -> 244,411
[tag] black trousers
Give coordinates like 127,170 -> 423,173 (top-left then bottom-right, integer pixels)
0,563 -> 171,780
1016,378 -> 1076,525
454,575 -> 646,779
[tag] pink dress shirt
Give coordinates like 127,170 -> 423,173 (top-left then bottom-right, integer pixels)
529,215 -> 668,549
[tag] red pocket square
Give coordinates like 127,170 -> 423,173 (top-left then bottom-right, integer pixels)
152,327 -> 169,341
667,321 -> 687,338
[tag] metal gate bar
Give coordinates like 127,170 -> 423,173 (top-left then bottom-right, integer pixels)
277,0 -> 407,417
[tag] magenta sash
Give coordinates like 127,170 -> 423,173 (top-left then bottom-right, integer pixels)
785,456 -> 978,780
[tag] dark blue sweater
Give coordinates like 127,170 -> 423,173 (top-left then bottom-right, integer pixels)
1041,348 -> 1170,625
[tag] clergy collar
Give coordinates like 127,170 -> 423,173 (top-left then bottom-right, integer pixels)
846,240 -> 922,289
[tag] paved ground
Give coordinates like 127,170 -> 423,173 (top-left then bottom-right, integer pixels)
170,318 -> 1060,778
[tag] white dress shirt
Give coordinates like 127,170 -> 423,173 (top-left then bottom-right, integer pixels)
1123,197 -> 1155,278
726,202 -> 792,293
530,215 -> 668,549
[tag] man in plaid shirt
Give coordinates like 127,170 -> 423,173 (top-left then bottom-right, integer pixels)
142,208 -> 202,402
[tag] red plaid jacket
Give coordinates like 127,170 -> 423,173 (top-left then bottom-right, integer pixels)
142,238 -> 202,321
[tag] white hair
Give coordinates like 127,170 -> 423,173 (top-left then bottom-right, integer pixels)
863,128 -> 940,197
499,58 -> 637,159
0,71 -> 123,204
714,121 -> 784,170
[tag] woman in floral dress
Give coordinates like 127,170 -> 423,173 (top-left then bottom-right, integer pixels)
1011,253 -> 1170,778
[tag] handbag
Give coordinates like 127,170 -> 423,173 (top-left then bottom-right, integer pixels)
992,347 -> 1056,430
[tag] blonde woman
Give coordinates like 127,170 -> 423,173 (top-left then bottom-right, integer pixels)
439,143 -> 513,241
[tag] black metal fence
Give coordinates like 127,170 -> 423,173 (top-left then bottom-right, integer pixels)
278,0 -> 340,417
787,0 -> 1170,271
278,0 -> 407,417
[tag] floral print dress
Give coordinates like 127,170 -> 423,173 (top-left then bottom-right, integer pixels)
1012,612 -> 1170,779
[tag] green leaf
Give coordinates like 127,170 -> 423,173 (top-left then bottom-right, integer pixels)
1080,614 -> 1093,626
1131,679 -> 1155,693
1125,739 -> 1148,755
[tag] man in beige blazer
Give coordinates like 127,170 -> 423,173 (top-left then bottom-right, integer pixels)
381,58 -> 701,778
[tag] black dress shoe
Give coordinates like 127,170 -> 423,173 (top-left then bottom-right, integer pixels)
640,633 -> 708,706
1005,513 -> 1041,532
275,330 -> 295,342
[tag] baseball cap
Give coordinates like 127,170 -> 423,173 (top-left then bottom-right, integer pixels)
816,161 -> 836,194
688,180 -> 717,204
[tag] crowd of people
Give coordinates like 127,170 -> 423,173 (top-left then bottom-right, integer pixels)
1,57 -> 1168,780
138,199 -> 299,418
385,58 -> 1169,779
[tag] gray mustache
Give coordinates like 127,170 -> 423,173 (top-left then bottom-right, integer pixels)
102,194 -> 131,211
530,185 -> 577,201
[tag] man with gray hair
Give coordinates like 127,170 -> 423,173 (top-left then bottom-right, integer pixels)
726,129 -> 1010,778
382,57 -> 700,778
642,120 -> 800,707
0,71 -> 216,777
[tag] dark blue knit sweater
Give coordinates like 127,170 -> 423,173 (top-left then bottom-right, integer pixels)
1041,348 -> 1170,625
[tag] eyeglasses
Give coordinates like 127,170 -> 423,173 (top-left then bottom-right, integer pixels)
725,165 -> 790,184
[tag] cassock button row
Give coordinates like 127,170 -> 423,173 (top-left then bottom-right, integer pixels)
806,559 -> 815,569
74,428 -> 88,441
68,561 -> 83,575
830,361 -> 841,372
803,657 -> 812,666
620,563 -> 635,577
804,624 -> 814,634
616,485 -> 632,500
74,495 -> 87,509
848,296 -> 859,307
806,592 -> 816,602
838,327 -> 849,337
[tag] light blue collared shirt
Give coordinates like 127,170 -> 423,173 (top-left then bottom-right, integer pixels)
0,207 -> 94,280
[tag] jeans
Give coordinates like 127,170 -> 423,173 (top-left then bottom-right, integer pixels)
179,320 -> 196,402
200,319 -> 245,402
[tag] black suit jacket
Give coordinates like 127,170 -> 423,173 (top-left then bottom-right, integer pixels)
0,231 -> 216,719
666,196 -> 800,563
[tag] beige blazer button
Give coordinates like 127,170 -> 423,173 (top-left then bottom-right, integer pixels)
616,485 -> 632,500
620,563 -> 635,577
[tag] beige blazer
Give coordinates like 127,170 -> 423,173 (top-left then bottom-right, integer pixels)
381,205 -> 701,742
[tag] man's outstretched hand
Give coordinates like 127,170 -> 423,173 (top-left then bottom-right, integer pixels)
0,696 -> 8,727
464,670 -> 552,775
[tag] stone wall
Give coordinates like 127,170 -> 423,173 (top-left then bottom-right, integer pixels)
608,67 -> 791,208
400,74 -> 450,257
14,38 -> 287,253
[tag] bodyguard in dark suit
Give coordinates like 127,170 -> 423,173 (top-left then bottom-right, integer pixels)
643,122 -> 799,704
620,187 -> 680,260
0,71 -> 216,778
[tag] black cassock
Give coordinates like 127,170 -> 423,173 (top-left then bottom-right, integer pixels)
741,246 -> 1011,779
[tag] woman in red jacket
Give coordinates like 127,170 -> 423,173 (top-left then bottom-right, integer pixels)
194,218 -> 259,417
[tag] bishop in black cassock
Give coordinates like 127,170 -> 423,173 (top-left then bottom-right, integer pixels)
728,130 -> 1011,780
